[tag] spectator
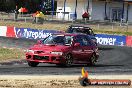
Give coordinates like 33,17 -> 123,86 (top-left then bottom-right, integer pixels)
32,11 -> 40,24
35,11 -> 44,24
14,5 -> 19,21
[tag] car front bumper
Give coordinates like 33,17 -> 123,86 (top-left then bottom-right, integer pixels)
26,53 -> 66,64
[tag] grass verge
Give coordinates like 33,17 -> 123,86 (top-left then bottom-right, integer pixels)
0,21 -> 68,31
0,48 -> 25,62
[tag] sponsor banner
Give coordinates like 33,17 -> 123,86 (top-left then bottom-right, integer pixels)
0,26 -> 7,37
79,67 -> 131,86
126,36 -> 132,46
15,28 -> 63,39
6,26 -> 16,37
95,34 -> 126,46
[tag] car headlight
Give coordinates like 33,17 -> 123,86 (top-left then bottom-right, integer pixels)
26,49 -> 34,53
51,51 -> 63,55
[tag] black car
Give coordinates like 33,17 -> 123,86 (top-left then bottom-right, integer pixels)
66,25 -> 97,45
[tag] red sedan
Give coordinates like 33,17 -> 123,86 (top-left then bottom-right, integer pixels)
26,33 -> 99,67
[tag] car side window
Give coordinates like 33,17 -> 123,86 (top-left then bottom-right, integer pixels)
74,35 -> 82,45
65,36 -> 73,45
75,35 -> 91,46
73,28 -> 81,33
81,35 -> 91,46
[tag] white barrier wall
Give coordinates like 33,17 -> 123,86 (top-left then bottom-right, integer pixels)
76,0 -> 87,19
105,2 -> 127,22
56,0 -> 131,22
56,0 -> 64,20
56,0 -> 92,20
0,26 -> 7,37
128,5 -> 132,22
91,1 -> 105,21
87,1 -> 128,21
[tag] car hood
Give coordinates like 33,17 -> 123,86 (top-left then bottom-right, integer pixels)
29,44 -> 70,52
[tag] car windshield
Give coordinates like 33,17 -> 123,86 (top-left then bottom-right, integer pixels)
69,27 -> 94,35
42,35 -> 73,45
83,29 -> 94,35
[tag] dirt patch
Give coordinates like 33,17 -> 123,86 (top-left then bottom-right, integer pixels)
0,75 -> 131,88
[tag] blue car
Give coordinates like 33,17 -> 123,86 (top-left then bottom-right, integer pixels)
66,25 -> 97,45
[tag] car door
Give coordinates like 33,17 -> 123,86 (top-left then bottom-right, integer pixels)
72,35 -> 93,63
82,35 -> 94,61
72,35 -> 84,63
79,35 -> 94,62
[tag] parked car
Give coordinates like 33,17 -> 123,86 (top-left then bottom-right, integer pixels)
26,33 -> 99,67
66,25 -> 97,45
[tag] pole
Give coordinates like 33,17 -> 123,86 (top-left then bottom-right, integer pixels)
63,0 -> 66,20
52,0 -> 54,19
87,0 -> 89,12
75,0 -> 77,20
126,3 -> 129,22
104,0 -> 107,20
122,1 -> 124,20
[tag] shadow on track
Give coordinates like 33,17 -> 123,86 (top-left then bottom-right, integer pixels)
98,47 -> 114,51
27,64 -> 124,68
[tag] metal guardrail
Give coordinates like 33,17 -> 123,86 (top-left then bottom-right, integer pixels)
0,11 -> 78,22
0,12 -> 61,22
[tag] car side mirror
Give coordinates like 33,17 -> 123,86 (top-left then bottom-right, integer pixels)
37,40 -> 42,44
74,43 -> 80,47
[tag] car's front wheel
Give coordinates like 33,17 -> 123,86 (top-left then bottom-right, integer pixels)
28,61 -> 39,67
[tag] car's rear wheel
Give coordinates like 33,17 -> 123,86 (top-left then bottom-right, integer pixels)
28,61 -> 39,67
64,54 -> 73,67
89,54 -> 97,66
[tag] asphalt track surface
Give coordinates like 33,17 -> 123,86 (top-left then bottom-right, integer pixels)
0,37 -> 132,75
